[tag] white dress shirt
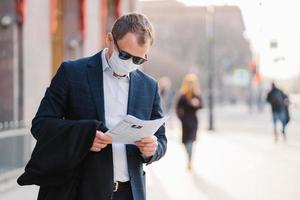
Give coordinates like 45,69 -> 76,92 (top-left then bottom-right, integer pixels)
101,48 -> 130,182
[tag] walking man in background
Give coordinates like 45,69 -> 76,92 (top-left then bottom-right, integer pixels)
266,82 -> 290,142
18,13 -> 167,200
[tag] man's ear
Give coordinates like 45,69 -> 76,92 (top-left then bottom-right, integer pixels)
106,32 -> 114,57
106,32 -> 113,45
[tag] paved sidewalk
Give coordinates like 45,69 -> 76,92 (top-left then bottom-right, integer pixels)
1,105 -> 300,200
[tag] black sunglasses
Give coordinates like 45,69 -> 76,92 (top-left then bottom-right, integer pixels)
113,38 -> 148,65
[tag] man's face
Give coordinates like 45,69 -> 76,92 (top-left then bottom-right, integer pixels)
107,32 -> 151,63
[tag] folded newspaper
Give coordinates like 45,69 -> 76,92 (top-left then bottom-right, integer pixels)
106,115 -> 167,144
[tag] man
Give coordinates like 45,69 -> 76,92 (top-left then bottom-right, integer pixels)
17,13 -> 167,200
266,82 -> 289,142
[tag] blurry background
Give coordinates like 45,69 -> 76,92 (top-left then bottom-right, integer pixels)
0,0 -> 299,199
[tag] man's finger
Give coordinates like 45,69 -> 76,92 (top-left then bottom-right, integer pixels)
95,131 -> 107,138
136,143 -> 150,148
90,147 -> 101,152
92,143 -> 102,149
142,151 -> 154,156
140,136 -> 157,144
139,145 -> 155,152
141,146 -> 156,152
96,132 -> 112,143
136,140 -> 157,148
142,143 -> 156,149
95,137 -> 111,144
140,138 -> 153,143
92,143 -> 107,149
141,150 -> 155,157
135,141 -> 143,146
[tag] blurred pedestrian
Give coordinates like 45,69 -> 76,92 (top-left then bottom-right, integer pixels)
176,73 -> 203,170
158,76 -> 175,114
266,82 -> 290,142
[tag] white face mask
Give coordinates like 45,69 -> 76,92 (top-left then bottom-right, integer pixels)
108,50 -> 139,76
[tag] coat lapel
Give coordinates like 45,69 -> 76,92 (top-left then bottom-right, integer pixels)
127,70 -> 143,116
86,51 -> 105,122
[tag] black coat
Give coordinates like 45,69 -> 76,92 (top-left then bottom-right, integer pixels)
176,94 -> 203,143
266,87 -> 286,112
266,87 -> 290,125
17,51 -> 167,200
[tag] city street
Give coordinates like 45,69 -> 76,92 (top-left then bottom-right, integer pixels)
1,105 -> 300,200
147,104 -> 300,200
1,0 -> 300,199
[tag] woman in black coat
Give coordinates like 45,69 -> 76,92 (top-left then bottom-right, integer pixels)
176,73 -> 203,170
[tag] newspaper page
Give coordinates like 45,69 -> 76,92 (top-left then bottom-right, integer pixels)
106,115 -> 167,144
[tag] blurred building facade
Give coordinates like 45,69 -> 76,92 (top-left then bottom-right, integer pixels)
140,0 -> 253,104
0,0 -> 137,191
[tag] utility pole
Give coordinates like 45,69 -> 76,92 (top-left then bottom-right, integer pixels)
206,6 -> 215,131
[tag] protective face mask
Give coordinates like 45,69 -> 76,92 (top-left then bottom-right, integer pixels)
108,50 -> 138,76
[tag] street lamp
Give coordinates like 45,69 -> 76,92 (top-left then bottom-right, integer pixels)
206,6 -> 215,131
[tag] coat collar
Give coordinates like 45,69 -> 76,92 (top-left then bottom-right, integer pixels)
127,70 -> 142,116
86,50 -> 106,122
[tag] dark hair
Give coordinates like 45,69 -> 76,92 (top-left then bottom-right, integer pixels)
111,13 -> 154,46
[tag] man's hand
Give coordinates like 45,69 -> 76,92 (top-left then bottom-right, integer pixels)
90,131 -> 112,152
135,136 -> 158,158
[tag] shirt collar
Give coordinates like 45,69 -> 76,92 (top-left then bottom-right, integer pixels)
101,48 -> 110,72
101,48 -> 130,80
